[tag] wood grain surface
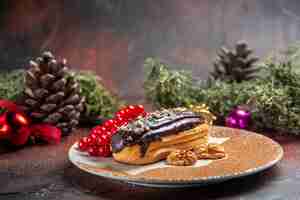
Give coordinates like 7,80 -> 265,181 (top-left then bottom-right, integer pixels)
0,128 -> 300,200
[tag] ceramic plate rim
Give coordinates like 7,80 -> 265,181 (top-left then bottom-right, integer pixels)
68,128 -> 284,186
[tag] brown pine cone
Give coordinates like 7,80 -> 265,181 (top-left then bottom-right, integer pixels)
166,150 -> 197,166
210,41 -> 259,83
22,51 -> 85,135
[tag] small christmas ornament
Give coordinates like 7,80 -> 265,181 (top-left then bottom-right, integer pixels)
211,41 -> 259,83
22,51 -> 85,135
78,105 -> 146,157
226,106 -> 251,129
0,99 -> 61,146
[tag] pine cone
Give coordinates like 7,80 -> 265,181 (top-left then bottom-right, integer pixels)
210,41 -> 259,83
22,51 -> 85,135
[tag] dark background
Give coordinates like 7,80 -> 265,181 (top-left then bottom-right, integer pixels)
0,0 -> 300,101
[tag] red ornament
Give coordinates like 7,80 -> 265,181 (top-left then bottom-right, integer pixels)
31,124 -> 61,144
0,123 -> 11,139
11,126 -> 31,146
14,113 -> 30,126
0,123 -> 10,134
0,100 -> 23,113
0,100 -> 62,146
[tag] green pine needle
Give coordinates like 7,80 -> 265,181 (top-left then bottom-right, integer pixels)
143,49 -> 300,135
74,71 -> 124,119
0,69 -> 24,101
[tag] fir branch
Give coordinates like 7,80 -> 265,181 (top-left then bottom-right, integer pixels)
0,69 -> 24,101
143,51 -> 300,135
74,71 -> 123,119
144,58 -> 197,108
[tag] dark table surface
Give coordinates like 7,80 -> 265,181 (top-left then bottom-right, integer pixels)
0,128 -> 299,200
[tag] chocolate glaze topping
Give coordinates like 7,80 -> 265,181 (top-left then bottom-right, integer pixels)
111,108 -> 205,156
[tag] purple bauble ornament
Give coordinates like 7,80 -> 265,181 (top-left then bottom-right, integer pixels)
225,116 -> 238,128
225,107 -> 251,129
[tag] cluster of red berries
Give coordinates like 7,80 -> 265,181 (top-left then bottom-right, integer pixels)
78,105 -> 146,157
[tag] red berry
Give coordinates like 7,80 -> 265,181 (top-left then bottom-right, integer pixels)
90,133 -> 97,140
110,126 -> 118,134
88,146 -> 99,156
78,141 -> 87,151
137,104 -> 144,110
115,116 -> 125,126
105,124 -> 117,132
98,145 -> 111,157
101,134 -> 110,144
91,127 -> 101,136
115,113 -> 122,119
106,131 -> 114,137
90,133 -> 98,144
116,110 -> 126,118
86,136 -> 95,146
128,105 -> 135,112
136,105 -> 145,114
96,137 -> 105,146
103,145 -> 112,157
86,136 -> 92,144
124,108 -> 132,119
81,136 -> 88,144
93,127 -> 102,135
98,146 -> 105,156
92,126 -> 106,135
100,126 -> 106,132
104,119 -> 115,129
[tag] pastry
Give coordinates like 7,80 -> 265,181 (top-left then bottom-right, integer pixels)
111,107 -> 214,165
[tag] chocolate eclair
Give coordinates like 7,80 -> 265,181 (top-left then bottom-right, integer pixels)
111,107 -> 213,165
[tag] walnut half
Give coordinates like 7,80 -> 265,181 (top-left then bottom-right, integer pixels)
195,143 -> 226,160
166,150 -> 198,166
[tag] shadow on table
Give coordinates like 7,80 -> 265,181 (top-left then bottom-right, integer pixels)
63,164 -> 282,200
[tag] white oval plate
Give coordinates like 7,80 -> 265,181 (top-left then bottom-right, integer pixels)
69,126 -> 283,188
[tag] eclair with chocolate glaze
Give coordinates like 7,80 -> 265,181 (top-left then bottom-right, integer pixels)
111,107 -> 213,165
